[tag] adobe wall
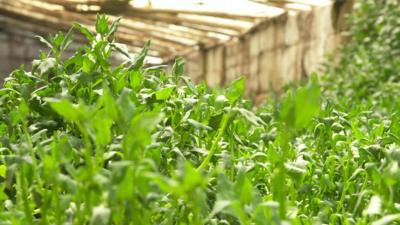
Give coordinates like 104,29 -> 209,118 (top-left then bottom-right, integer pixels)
184,0 -> 354,99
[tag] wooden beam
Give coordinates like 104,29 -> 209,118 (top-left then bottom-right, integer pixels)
3,1 -> 195,50
39,0 -> 277,21
122,18 -> 223,44
0,1 -> 182,57
13,0 -> 196,48
124,11 -> 243,33
38,0 -> 251,35
120,12 -> 241,36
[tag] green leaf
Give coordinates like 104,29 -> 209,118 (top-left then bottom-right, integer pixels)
280,73 -> 320,129
0,185 -> 8,201
155,86 -> 174,100
35,35 -> 53,49
129,71 -> 144,90
209,113 -> 223,130
123,111 -> 164,159
181,162 -> 204,191
294,74 -> 320,129
172,57 -> 185,82
217,173 -> 235,201
208,200 -> 232,219
107,16 -> 121,38
226,77 -> 245,105
234,107 -> 266,126
82,56 -> 94,73
52,32 -> 64,48
129,40 -> 151,71
117,88 -> 136,122
92,111 -> 113,147
144,65 -> 168,73
47,98 -> 86,122
57,174 -> 77,194
101,86 -> 119,120
116,167 -> 134,199
74,22 -> 95,42
130,111 -> 163,133
188,119 -> 212,130
0,165 -> 6,178
234,172 -> 253,204
18,100 -> 29,120
112,43 -> 131,59
60,28 -> 74,52
96,14 -> 110,36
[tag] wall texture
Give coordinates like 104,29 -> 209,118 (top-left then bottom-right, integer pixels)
184,0 -> 353,99
0,28 -> 42,77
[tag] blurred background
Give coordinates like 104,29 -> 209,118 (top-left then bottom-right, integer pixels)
0,0 -> 353,97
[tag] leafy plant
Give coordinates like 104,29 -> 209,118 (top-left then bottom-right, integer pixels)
0,1 -> 400,224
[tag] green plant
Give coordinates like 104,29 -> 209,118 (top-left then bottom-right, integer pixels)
0,0 -> 400,224
0,15 -> 287,224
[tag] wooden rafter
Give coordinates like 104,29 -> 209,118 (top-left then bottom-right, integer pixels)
0,0 -> 298,63
40,0 -> 284,20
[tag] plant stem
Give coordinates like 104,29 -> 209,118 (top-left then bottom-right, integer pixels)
17,165 -> 34,224
197,113 -> 230,171
18,124 -> 35,224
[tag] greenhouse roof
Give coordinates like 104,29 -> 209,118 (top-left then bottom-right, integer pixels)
0,0 -> 334,63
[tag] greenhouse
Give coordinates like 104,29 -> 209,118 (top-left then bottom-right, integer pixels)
1,0 -> 400,224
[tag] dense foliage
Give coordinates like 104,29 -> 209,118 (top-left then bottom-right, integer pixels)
0,0 -> 400,224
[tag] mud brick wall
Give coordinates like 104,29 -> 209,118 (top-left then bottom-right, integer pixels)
184,0 -> 353,99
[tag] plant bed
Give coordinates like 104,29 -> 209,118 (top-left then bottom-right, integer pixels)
1,1 -> 400,223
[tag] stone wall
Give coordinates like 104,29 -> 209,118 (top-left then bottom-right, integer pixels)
184,0 -> 353,99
